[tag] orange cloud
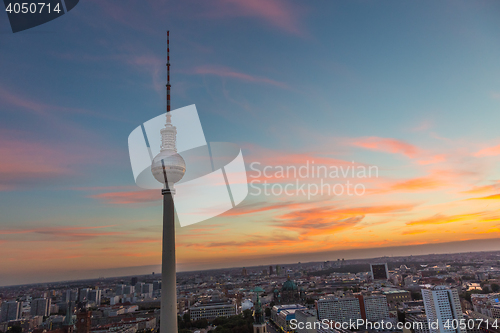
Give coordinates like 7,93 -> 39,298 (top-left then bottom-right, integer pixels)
349,137 -> 420,158
389,176 -> 445,192
89,190 -> 160,204
222,200 -> 305,216
461,182 -> 500,195
474,144 -> 500,157
406,213 -> 484,226
417,154 -> 446,165
0,225 -> 124,240
273,204 -> 415,238
401,229 -> 429,235
467,194 -> 500,200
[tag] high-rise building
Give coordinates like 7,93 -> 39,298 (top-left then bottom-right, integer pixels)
88,290 -> 101,306
316,297 -> 362,322
131,277 -> 138,286
153,281 -> 161,291
269,266 -> 274,275
370,263 -> 389,280
135,282 -> 145,294
123,285 -> 135,294
79,288 -> 91,302
422,286 -> 465,333
31,298 -> 51,317
1,301 -> 20,322
357,295 -> 389,321
63,289 -> 78,302
115,284 -> 125,295
142,284 -> 153,294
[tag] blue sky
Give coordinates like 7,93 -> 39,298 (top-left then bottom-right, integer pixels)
1,0 -> 500,286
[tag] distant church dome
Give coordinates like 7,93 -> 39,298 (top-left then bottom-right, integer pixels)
282,278 -> 298,291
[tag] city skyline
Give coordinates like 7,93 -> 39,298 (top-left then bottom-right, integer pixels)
1,0 -> 500,286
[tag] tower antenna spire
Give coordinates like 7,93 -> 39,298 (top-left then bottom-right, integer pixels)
166,31 -> 171,123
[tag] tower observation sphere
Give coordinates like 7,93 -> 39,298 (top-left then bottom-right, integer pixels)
150,115 -> 186,188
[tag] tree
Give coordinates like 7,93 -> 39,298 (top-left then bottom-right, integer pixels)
242,309 -> 252,320
212,314 -> 253,333
265,307 -> 271,318
183,313 -> 191,324
191,319 -> 208,329
491,284 -> 500,293
178,329 -> 191,333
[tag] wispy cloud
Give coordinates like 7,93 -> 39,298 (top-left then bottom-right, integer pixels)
0,130 -> 114,191
191,66 -> 289,89
348,137 -> 421,158
0,225 -> 123,241
206,0 -> 306,36
406,213 -> 486,226
0,85 -> 113,120
467,194 -> 500,201
89,190 -> 160,204
273,204 -> 415,238
474,144 -> 500,157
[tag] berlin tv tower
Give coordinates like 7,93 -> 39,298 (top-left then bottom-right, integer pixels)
150,31 -> 186,333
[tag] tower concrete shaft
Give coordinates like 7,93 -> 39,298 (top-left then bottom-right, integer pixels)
161,190 -> 177,333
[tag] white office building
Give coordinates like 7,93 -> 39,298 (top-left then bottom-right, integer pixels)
316,297 -> 362,322
422,286 -> 464,333
363,295 -> 390,321
189,301 -> 237,321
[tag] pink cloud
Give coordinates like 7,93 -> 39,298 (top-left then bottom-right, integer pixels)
0,136 -> 73,190
209,0 -> 305,36
89,190 -> 160,205
349,137 -> 420,158
474,144 -> 500,157
0,225 -> 124,240
0,85 -> 105,119
0,129 -> 116,191
192,65 -> 289,89
417,154 -> 446,165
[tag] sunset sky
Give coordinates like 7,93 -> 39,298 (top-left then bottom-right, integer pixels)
1,0 -> 500,286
